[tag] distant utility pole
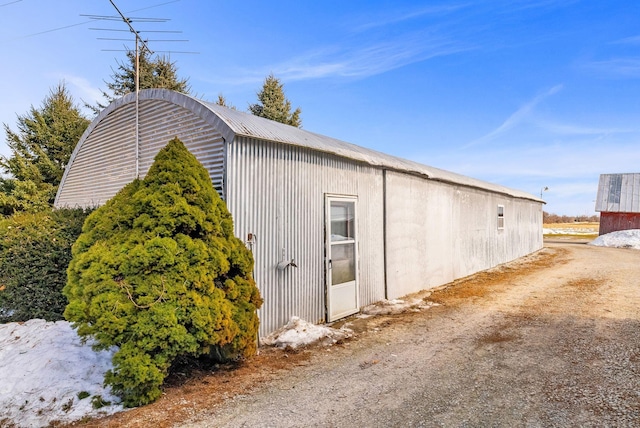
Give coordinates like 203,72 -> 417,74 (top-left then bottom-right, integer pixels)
540,186 -> 549,199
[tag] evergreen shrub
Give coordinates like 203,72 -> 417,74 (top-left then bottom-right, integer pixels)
63,138 -> 262,407
0,208 -> 88,322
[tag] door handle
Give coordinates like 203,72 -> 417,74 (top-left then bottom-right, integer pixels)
328,259 -> 332,269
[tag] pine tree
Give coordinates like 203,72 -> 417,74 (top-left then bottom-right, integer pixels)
91,49 -> 190,113
0,83 -> 90,214
64,138 -> 262,407
216,93 -> 236,109
249,73 -> 302,127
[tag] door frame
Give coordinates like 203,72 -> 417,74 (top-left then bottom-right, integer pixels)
325,194 -> 359,322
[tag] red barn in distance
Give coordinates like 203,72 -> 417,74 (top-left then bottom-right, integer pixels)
595,173 -> 640,235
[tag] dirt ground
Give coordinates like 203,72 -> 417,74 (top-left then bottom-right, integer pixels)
70,241 -> 640,427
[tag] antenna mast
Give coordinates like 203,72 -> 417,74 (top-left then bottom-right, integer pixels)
107,0 -> 152,179
84,1 -> 194,179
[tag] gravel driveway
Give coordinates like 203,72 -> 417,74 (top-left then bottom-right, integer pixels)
176,242 -> 640,428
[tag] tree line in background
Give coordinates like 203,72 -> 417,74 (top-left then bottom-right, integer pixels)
543,211 -> 599,224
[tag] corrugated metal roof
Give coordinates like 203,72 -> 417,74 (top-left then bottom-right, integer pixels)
118,89 -> 542,202
595,173 -> 640,213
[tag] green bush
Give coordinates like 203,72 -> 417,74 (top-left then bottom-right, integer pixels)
0,208 -> 88,322
63,138 -> 262,407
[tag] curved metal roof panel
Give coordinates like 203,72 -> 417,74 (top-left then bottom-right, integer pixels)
193,94 -> 538,201
62,89 -> 540,203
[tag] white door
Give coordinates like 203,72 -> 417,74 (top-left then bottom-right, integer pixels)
326,195 -> 359,321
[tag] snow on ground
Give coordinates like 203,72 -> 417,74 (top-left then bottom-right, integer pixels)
543,226 -> 599,235
360,297 -> 439,316
0,319 -> 122,427
261,316 -> 353,349
589,229 -> 640,250
261,298 -> 441,349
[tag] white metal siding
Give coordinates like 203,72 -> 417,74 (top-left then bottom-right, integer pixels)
56,103 -> 137,207
385,171 -> 543,299
56,99 -> 225,208
137,99 -> 226,195
226,137 -> 385,337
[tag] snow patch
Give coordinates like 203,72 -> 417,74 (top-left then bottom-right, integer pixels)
0,319 -> 123,427
261,317 -> 352,349
589,229 -> 640,250
361,297 -> 439,316
543,226 -> 598,235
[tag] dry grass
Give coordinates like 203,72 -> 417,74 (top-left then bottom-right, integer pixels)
564,278 -> 603,292
544,222 -> 599,230
429,248 -> 566,305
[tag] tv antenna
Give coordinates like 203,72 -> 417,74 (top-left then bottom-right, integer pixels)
82,0 -> 194,178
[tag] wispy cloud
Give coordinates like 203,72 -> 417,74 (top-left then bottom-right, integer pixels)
211,32 -> 472,86
353,4 -> 470,32
59,74 -> 103,107
464,84 -> 563,148
422,140 -> 640,206
611,36 -> 640,45
531,119 -> 634,136
206,0 -> 576,88
611,35 -> 640,45
277,37 -> 469,80
492,0 -> 580,13
584,58 -> 640,78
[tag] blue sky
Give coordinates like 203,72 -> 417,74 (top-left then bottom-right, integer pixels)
2,0 -> 640,215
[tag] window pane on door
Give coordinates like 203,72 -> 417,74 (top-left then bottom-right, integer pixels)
331,243 -> 355,285
331,201 -> 355,241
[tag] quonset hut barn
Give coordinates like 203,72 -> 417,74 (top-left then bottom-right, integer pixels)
595,173 -> 640,235
55,89 -> 544,336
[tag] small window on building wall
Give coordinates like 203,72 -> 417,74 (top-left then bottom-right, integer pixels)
497,205 -> 505,229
